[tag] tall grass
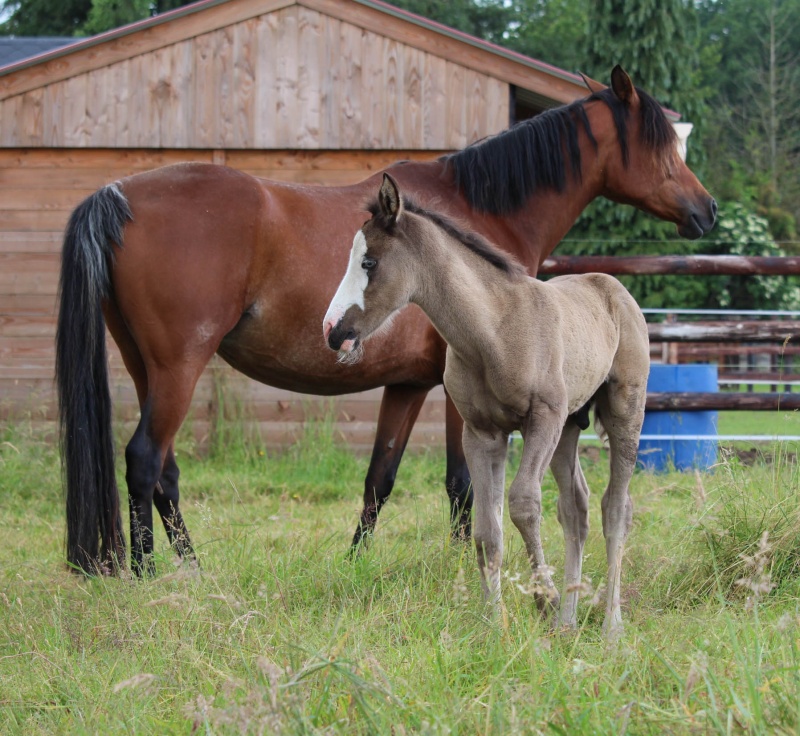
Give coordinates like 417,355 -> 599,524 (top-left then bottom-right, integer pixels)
1,416 -> 800,733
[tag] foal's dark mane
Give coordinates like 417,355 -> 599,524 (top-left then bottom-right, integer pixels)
367,198 -> 527,279
444,86 -> 677,215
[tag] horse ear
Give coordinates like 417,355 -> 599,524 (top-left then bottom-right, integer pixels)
610,65 -> 637,106
379,173 -> 403,224
579,71 -> 606,94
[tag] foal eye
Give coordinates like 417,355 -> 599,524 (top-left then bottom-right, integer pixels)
361,257 -> 377,271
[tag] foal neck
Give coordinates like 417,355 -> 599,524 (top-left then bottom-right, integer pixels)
406,216 -> 525,362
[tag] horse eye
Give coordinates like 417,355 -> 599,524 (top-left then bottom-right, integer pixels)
362,257 -> 377,271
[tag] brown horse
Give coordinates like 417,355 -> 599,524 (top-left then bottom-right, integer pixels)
56,65 -> 715,575
325,174 -> 650,637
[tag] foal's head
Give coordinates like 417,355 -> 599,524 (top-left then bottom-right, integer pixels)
323,174 -> 418,359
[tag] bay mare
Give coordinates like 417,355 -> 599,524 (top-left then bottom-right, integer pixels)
56,66 -> 714,575
325,174 -> 649,637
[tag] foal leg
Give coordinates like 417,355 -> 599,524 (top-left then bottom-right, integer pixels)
445,391 -> 473,540
351,384 -> 430,549
462,425 -> 508,605
596,382 -> 645,637
507,403 -> 565,617
549,421 -> 590,628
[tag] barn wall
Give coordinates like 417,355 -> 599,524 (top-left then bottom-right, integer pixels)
0,147 -> 447,449
0,6 -> 510,150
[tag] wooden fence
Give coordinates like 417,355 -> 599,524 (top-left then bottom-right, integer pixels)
541,255 -> 800,414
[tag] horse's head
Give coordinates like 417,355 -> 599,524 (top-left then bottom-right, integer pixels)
323,175 -> 414,361
589,66 -> 716,239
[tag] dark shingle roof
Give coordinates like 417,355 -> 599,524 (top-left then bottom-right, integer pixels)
0,37 -> 76,69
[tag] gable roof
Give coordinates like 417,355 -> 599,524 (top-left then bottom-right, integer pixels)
0,0 -> 587,105
0,37 -> 77,67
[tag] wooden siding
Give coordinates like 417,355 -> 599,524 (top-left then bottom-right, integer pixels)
0,6 -> 510,150
0,148 -> 447,449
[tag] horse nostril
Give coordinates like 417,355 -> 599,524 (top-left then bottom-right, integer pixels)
710,198 -> 718,220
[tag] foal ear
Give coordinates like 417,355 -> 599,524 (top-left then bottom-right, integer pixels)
379,173 -> 403,225
610,65 -> 638,106
579,71 -> 606,94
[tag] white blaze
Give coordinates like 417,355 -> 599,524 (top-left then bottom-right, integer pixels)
324,230 -> 369,331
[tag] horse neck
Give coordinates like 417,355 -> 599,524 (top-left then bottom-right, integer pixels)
392,135 -> 606,274
407,222 -> 518,363
501,138 -> 606,269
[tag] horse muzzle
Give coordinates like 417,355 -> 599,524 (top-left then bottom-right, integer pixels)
678,197 -> 718,239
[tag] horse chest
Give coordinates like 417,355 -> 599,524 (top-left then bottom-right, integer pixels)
443,354 -> 527,433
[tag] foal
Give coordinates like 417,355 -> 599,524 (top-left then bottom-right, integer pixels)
323,175 -> 650,636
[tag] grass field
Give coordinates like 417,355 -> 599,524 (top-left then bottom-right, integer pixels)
2,415 -> 800,734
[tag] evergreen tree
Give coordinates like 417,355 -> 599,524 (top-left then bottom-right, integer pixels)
0,0 -> 92,35
559,0 -> 718,309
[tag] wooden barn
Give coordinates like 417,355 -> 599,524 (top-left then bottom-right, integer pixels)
0,0 -> 587,448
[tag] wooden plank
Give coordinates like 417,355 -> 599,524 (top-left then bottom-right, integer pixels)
0,189 -> 93,210
465,68 -> 487,144
361,29 -> 383,148
0,232 -> 62,254
422,53 -> 447,149
540,255 -> 800,276
0,0 -> 295,101
0,95 -> 22,147
193,31 -> 218,148
0,211 -> 70,231
381,38 -> 402,148
445,62 -> 467,149
337,21 -> 365,148
301,0 -> 585,105
274,6 -> 299,147
646,392 -> 800,411
0,148 -> 213,168
19,88 -> 44,146
233,19 -> 257,148
296,7 -> 323,148
486,77 -> 510,132
649,321 -> 800,343
254,13 -> 277,148
321,16 -> 342,148
403,45 -> 423,148
216,25 -> 236,147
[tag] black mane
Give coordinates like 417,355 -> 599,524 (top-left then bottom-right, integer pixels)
367,198 -> 527,279
443,86 -> 677,216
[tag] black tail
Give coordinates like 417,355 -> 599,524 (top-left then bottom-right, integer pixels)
56,183 -> 132,574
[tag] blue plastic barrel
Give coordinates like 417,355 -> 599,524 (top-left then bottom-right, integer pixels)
637,364 -> 718,472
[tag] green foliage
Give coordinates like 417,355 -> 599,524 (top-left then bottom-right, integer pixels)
386,0 -> 514,44
705,202 -> 800,310
77,0 -> 152,36
696,0 -> 800,234
0,0 -> 91,35
503,0 -> 589,73
0,0 -> 195,36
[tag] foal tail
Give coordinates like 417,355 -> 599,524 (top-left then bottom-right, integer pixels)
56,183 -> 132,574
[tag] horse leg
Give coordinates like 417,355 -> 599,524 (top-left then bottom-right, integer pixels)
152,446 -> 194,562
596,381 -> 645,638
104,300 -> 195,569
351,384 -> 430,550
445,390 -> 473,540
549,420 -> 590,628
507,402 -> 565,617
462,425 -> 508,605
126,362 -> 208,576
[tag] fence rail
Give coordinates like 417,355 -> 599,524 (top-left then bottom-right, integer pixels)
540,255 -> 800,275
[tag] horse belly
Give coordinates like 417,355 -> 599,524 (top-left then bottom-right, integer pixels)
218,302 -> 444,395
